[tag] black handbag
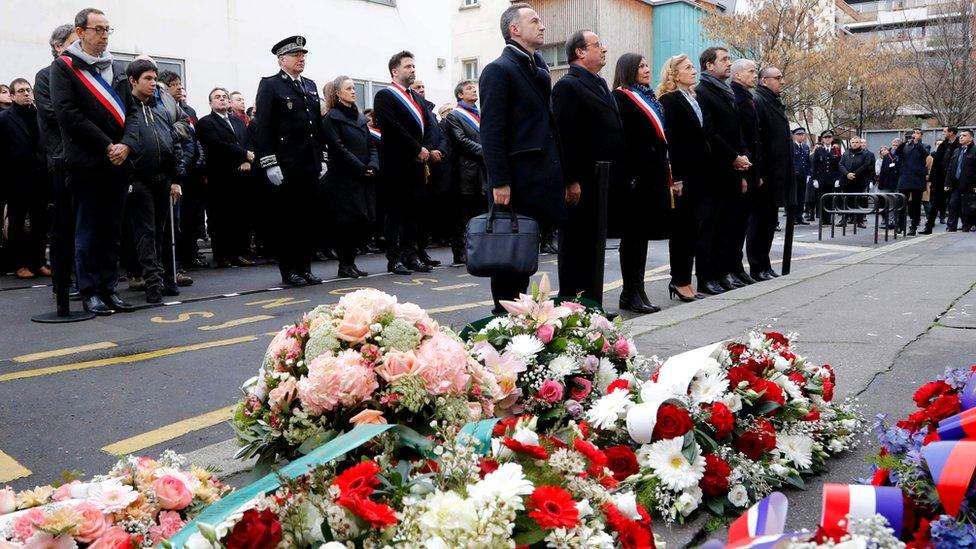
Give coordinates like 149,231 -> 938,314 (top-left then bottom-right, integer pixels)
962,193 -> 976,216
465,205 -> 539,277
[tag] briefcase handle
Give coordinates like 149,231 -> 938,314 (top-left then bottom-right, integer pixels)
485,203 -> 519,234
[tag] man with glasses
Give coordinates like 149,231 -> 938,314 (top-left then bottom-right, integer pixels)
253,35 -> 327,286
50,7 -> 134,315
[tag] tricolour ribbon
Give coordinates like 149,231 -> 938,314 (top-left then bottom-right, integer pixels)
384,82 -> 424,131
700,492 -> 803,549
368,126 -> 382,141
820,484 -> 903,536
937,407 -> 976,440
921,440 -> 976,517
960,370 -> 976,411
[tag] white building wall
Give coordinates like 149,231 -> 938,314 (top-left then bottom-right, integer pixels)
0,0 -> 453,113
450,0 -> 508,91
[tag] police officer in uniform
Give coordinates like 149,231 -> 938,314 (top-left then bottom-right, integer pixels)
253,35 -> 328,286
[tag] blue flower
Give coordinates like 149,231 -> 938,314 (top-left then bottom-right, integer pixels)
931,515 -> 976,548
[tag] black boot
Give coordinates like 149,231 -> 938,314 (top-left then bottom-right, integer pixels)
619,288 -> 657,314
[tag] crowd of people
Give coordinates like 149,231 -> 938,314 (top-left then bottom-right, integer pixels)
1,5 -> 973,317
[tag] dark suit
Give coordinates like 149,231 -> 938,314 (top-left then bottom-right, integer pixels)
34,62 -> 72,291
552,65 -> 623,305
50,52 -> 129,298
417,97 -> 449,257
253,70 -> 327,278
660,90 -> 710,287
446,103 -> 487,259
0,104 -> 49,271
373,82 -> 431,266
197,111 -> 252,263
811,145 -> 839,219
926,138 -> 958,230
793,141 -> 811,220
946,144 -> 976,230
480,43 -> 566,310
749,85 -> 793,275
729,82 -> 759,277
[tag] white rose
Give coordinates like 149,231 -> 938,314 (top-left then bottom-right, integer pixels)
728,485 -> 749,508
722,393 -> 743,413
612,492 -> 641,521
773,354 -> 791,372
769,464 -> 790,477
184,533 -> 218,549
0,487 -> 15,514
678,486 -> 703,516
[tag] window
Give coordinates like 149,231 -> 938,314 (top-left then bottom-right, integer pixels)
111,52 -> 185,84
462,58 -> 480,80
461,0 -> 480,7
540,43 -> 568,68
351,79 -> 394,111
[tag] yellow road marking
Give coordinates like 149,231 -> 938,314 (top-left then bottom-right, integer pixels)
198,315 -> 275,331
393,277 -> 438,286
427,300 -> 495,314
151,311 -> 214,324
329,286 -> 367,295
432,283 -> 480,291
12,341 -> 117,363
102,406 -> 234,456
603,264 -> 672,292
246,297 -> 311,309
0,451 -> 31,483
457,273 -> 471,278
0,336 -> 258,383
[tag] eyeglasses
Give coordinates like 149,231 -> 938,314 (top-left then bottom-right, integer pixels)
763,75 -> 785,81
584,41 -> 603,50
84,26 -> 114,35
13,88 -> 32,95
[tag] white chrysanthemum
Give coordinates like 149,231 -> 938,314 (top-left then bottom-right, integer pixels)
678,486 -> 703,517
728,484 -> 749,507
419,491 -> 479,534
612,492 -> 641,521
594,358 -> 618,393
469,462 -> 533,510
689,371 -> 729,405
722,392 -> 743,413
548,354 -> 580,379
636,444 -> 654,468
505,334 -> 545,360
698,357 -> 722,375
644,437 -> 705,490
776,433 -> 814,470
584,389 -> 632,430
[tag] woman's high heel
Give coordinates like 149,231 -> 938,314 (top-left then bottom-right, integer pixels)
668,283 -> 698,303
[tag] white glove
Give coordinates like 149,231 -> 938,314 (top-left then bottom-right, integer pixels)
834,180 -> 840,188
266,166 -> 283,186
812,179 -> 819,189
319,162 -> 328,178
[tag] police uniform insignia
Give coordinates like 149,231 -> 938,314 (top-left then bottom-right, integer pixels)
287,99 -> 293,110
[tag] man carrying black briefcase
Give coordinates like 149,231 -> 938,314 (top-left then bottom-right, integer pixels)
478,4 -> 568,313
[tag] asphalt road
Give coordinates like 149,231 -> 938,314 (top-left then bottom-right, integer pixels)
0,217 -> 897,488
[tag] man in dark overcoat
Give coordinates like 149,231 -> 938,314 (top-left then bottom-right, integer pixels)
921,126 -> 958,234
896,129 -> 931,235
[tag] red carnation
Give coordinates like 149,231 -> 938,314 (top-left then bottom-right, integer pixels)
333,461 -> 381,499
492,416 -> 523,436
603,502 -> 656,549
896,410 -> 929,433
913,380 -> 953,407
922,430 -> 941,445
607,378 -> 631,393
757,380 -> 785,407
223,508 -> 282,549
649,369 -> 660,382
926,394 -> 960,422
803,406 -> 821,422
821,378 -> 835,402
605,445 -> 640,481
503,437 -> 549,460
728,366 -> 757,389
652,404 -> 694,441
735,419 -> 776,460
338,495 -> 398,528
528,486 -> 580,529
479,457 -> 499,477
727,342 -> 747,359
764,331 -> 789,347
744,357 -> 770,376
599,475 -> 620,489
788,372 -> 807,389
821,364 -> 836,383
699,453 -> 731,497
706,401 -> 735,440
574,438 -> 608,476
578,421 -> 591,439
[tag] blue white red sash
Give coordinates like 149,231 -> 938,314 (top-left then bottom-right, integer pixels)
59,55 -> 125,127
452,105 -> 480,133
385,82 -> 424,132
369,127 -> 382,141
617,86 -> 674,189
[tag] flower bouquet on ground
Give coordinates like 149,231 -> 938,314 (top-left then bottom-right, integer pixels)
870,365 -> 976,547
178,417 -> 659,548
466,275 -> 643,429
583,329 -> 864,524
0,450 -> 228,548
233,289 -> 500,463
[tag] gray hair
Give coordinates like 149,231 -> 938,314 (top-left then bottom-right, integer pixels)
74,8 -> 104,29
730,58 -> 756,78
500,3 -> 532,41
49,24 -> 74,57
324,75 -> 351,110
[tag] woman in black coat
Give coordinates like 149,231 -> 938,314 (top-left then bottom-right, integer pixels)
659,54 -> 710,301
610,53 -> 673,314
322,76 -> 379,278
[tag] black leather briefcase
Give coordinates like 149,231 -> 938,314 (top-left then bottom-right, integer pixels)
465,205 -> 539,277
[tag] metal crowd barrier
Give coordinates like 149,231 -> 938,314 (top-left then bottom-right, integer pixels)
818,192 -> 906,244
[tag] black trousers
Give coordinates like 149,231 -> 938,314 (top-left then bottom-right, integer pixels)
128,178 -> 175,288
793,175 -> 807,221
925,188 -> 948,230
558,200 -> 607,306
276,170 -> 317,277
695,193 -> 724,285
899,189 -> 924,229
451,192 -> 487,256
747,193 -> 778,275
947,187 -> 975,230
669,193 -> 699,287
71,171 -> 127,297
7,173 -> 50,271
208,173 -> 249,263
177,171 -> 206,264
722,186 -> 750,276
619,236 -> 648,298
384,189 -> 420,265
336,223 -> 365,267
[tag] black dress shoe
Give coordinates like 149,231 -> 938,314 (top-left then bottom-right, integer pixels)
419,254 -> 441,267
352,264 -> 368,277
281,273 -> 307,287
406,260 -> 432,273
907,227 -> 917,236
719,274 -> 743,290
762,269 -> 780,278
103,292 -> 135,312
234,256 -> 256,266
947,227 -> 958,232
190,257 -> 210,269
216,259 -> 233,268
796,219 -> 810,225
732,272 -> 756,285
918,228 -> 933,235
145,286 -> 162,304
337,265 -> 360,279
638,287 -> 654,308
162,285 -> 180,297
388,262 -> 412,275
301,272 -> 324,285
540,242 -> 558,254
83,295 -> 114,315
699,281 -> 727,295
619,293 -> 659,314
752,270 -> 774,281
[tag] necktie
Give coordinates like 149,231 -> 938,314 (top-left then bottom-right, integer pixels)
957,146 -> 966,179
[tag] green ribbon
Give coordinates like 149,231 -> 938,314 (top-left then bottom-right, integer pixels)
164,418 -> 500,548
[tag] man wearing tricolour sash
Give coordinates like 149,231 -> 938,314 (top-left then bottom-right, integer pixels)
50,7 -> 135,316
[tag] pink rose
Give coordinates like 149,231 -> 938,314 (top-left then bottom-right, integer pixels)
267,378 -> 298,412
148,510 -> 185,545
332,350 -> 379,406
416,332 -> 471,395
375,351 -> 425,382
74,502 -> 110,543
336,307 -> 371,343
535,324 -> 555,344
537,380 -> 564,403
152,475 -> 192,510
350,409 -> 387,426
613,338 -> 631,358
568,377 -> 592,400
394,302 -> 427,323
12,509 -> 44,541
88,527 -> 133,549
298,356 -> 342,414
